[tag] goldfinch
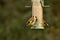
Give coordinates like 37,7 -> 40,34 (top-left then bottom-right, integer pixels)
26,16 -> 49,27
27,16 -> 37,26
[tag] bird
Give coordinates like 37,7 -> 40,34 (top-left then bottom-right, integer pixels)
26,16 -> 49,27
26,16 -> 37,26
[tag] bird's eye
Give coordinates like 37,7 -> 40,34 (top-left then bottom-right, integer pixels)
28,21 -> 30,23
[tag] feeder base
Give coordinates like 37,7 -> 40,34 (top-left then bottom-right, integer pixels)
31,25 -> 44,29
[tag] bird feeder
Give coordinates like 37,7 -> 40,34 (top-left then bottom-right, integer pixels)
30,0 -> 44,29
26,0 -> 50,29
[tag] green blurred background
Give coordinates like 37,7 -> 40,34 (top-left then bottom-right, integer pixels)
0,0 -> 60,40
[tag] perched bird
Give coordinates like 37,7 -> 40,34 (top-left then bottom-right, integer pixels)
26,16 -> 37,26
26,16 -> 49,27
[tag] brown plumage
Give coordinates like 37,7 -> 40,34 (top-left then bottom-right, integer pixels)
27,16 -> 37,26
